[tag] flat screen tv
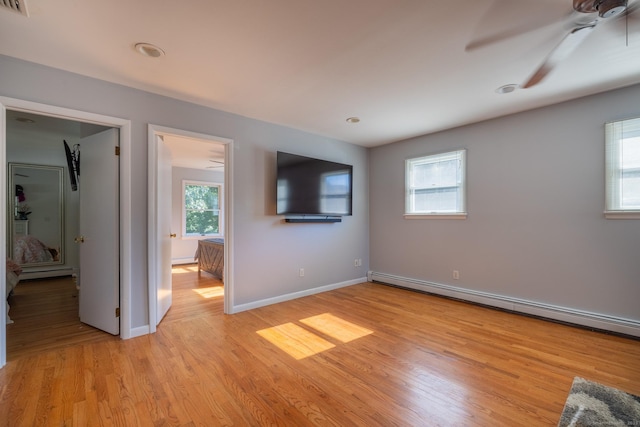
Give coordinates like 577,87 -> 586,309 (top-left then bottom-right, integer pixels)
276,151 -> 353,216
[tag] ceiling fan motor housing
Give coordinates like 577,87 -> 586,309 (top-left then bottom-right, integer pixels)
574,0 -> 627,17
597,0 -> 627,17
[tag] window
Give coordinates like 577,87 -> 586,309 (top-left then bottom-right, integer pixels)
405,149 -> 466,219
605,118 -> 640,219
183,180 -> 223,237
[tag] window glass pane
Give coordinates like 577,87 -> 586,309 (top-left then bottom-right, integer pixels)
621,136 -> 640,209
412,188 -> 459,212
621,137 -> 640,169
186,210 -> 219,235
186,184 -> 217,210
621,175 -> 640,209
411,159 -> 458,189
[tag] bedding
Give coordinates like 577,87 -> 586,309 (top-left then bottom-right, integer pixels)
13,235 -> 59,264
194,238 -> 224,281
6,258 -> 22,324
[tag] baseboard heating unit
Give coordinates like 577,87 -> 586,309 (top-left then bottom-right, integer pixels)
368,271 -> 640,338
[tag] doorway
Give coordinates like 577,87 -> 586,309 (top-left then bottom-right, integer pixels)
0,97 -> 133,368
5,111 -> 120,344
147,125 -> 233,332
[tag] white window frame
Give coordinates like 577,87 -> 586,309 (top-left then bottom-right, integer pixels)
405,149 -> 467,220
182,180 -> 224,238
605,117 -> 640,219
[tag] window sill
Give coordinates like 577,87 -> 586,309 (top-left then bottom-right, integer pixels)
604,211 -> 640,219
404,213 -> 467,220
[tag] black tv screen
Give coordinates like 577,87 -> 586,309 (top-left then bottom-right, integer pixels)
276,151 -> 353,216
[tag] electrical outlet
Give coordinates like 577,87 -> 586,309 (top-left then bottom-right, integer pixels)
354,259 -> 362,267
453,270 -> 460,280
299,268 -> 305,277
357,259 -> 362,267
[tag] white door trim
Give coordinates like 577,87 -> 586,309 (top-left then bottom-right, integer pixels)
0,97 -> 133,368
147,124 -> 234,333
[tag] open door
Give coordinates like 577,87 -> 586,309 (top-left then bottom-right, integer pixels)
78,128 -> 120,335
156,136 -> 173,324
148,124 -> 233,333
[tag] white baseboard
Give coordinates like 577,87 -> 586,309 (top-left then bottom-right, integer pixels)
20,268 -> 74,280
368,271 -> 640,338
171,258 -> 196,265
230,277 -> 367,314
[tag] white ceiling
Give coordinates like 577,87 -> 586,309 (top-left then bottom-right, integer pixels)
6,110 -> 110,139
162,135 -> 225,171
1,0 -> 639,148
6,110 -> 225,170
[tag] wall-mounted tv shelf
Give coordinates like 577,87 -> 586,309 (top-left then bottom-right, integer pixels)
284,216 -> 342,223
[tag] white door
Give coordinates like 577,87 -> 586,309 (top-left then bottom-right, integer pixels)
78,128 -> 120,335
156,137 -> 172,324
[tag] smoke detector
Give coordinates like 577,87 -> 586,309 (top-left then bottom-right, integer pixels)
0,0 -> 29,17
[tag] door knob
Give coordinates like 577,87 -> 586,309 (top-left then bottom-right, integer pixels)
74,236 -> 85,243
170,233 -> 177,238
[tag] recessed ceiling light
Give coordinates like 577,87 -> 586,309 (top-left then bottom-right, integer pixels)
15,117 -> 35,123
135,43 -> 165,58
496,84 -> 519,94
346,117 -> 360,124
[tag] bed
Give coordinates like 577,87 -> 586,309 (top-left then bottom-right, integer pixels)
13,235 -> 59,265
194,238 -> 224,281
6,258 -> 22,324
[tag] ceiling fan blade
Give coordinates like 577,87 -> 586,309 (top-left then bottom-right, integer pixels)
522,24 -> 596,88
466,1 -> 582,52
466,27 -> 541,52
628,0 -> 640,16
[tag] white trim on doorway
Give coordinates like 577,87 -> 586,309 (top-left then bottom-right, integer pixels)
0,97 -> 133,368
147,124 -> 234,334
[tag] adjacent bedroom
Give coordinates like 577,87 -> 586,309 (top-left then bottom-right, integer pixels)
164,133 -> 225,276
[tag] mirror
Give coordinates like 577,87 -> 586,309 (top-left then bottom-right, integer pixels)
8,163 -> 65,267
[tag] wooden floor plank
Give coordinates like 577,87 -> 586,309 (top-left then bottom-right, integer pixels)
6,277 -> 118,360
1,266 -> 640,426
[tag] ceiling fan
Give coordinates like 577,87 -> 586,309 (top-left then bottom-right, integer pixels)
206,159 -> 224,169
522,0 -> 637,88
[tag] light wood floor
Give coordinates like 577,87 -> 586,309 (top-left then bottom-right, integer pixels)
6,276 -> 118,360
1,266 -> 639,426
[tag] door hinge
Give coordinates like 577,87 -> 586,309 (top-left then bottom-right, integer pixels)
115,146 -> 120,156
115,307 -> 120,318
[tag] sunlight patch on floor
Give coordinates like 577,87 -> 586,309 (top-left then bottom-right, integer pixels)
192,286 -> 224,299
257,322 -> 335,360
172,264 -> 199,274
300,313 -> 373,343
257,313 -> 373,359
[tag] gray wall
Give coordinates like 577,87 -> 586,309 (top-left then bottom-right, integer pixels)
369,84 -> 640,322
171,166 -> 224,263
1,55 -> 369,328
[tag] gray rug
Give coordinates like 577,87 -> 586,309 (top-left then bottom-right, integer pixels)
558,377 -> 640,426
